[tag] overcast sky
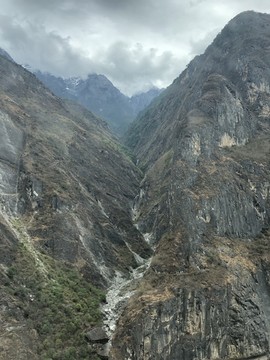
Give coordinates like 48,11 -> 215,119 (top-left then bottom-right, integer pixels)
0,1 -> 269,95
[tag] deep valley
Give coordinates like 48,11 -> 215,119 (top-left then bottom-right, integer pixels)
0,10 -> 270,360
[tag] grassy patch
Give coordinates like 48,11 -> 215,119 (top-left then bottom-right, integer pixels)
101,135 -> 137,164
6,242 -> 104,360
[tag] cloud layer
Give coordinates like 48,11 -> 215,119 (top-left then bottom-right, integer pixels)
0,0 -> 269,94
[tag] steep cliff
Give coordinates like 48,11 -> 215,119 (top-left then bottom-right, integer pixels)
2,10 -> 270,360
0,53 -> 152,358
111,11 -> 270,359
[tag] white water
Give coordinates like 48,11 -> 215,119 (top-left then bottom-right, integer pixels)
102,188 -> 153,342
102,257 -> 151,339
123,239 -> 146,266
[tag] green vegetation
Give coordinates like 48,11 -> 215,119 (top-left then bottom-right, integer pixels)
6,242 -> 104,360
101,135 -> 137,164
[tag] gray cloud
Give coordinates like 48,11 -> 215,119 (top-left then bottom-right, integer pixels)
0,14 -> 94,75
189,28 -> 220,56
0,0 -> 269,94
99,42 -> 183,94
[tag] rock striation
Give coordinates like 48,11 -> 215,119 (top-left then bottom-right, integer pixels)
0,51 -> 152,358
110,11 -> 270,360
0,55 -> 153,283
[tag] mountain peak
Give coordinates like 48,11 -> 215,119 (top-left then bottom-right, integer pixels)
229,9 -> 270,24
34,71 -> 163,135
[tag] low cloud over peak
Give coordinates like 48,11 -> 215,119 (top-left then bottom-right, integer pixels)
0,0 -> 269,95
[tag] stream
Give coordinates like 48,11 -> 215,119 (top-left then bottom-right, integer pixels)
101,189 -> 154,344
102,255 -> 151,338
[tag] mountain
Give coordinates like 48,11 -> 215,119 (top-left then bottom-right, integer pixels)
129,87 -> 164,114
0,48 -> 13,62
2,10 -> 270,360
0,52 -> 152,359
34,71 -> 163,135
109,11 -> 270,359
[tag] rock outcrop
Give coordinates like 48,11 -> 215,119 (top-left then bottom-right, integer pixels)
110,11 -> 270,359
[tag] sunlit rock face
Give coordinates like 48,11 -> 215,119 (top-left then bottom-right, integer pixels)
112,11 -> 270,359
0,110 -> 24,212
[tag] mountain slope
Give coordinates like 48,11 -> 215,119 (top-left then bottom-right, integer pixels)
111,11 -> 270,359
0,53 -> 152,359
2,10 -> 270,360
0,48 -> 13,62
34,71 -> 163,135
129,87 -> 164,114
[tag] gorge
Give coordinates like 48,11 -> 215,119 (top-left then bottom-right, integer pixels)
0,10 -> 270,360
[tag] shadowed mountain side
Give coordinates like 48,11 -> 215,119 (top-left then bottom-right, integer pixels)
0,51 -> 154,358
0,54 -> 153,285
113,11 -> 270,360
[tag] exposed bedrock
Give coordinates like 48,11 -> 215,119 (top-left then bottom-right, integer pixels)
112,11 -> 270,359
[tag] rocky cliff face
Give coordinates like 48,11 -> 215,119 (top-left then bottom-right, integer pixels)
0,57 -> 153,282
110,11 -> 270,359
34,71 -> 163,136
0,53 -> 152,358
1,10 -> 270,360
